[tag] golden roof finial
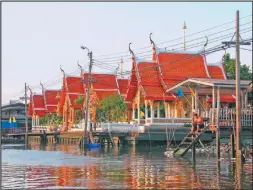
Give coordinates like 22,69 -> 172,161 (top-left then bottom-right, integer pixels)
183,21 -> 187,51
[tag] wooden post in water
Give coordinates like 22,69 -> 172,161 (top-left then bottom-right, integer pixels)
230,134 -> 235,158
216,87 -> 220,160
192,142 -> 196,163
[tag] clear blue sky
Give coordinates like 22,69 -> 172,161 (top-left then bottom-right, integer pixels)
2,2 -> 252,104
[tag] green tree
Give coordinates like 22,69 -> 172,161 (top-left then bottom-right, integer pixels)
74,95 -> 85,123
223,53 -> 252,80
97,95 -> 127,122
223,53 -> 252,104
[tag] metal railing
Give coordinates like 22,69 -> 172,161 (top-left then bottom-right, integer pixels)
100,123 -> 143,133
2,128 -> 26,135
208,108 -> 252,129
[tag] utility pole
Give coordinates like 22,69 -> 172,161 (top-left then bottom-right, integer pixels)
221,10 -> 251,160
235,10 -> 241,159
81,46 -> 93,145
24,82 -> 28,148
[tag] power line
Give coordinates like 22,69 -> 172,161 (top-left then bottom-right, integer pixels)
94,30 -> 252,66
94,27 -> 252,63
93,14 -> 252,58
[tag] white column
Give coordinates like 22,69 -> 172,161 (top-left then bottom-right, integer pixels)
145,104 -> 148,123
132,108 -> 135,120
137,106 -> 140,125
172,103 -> 175,123
150,102 -> 154,123
217,87 -> 220,127
167,103 -> 171,118
195,87 -> 199,115
157,102 -> 160,118
192,95 -> 195,112
245,91 -> 248,109
164,102 -> 168,118
212,87 -> 215,126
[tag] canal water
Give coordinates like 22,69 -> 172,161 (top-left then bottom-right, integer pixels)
2,143 -> 252,189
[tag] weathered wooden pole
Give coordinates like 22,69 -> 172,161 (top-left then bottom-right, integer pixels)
230,134 -> 235,158
216,87 -> 220,160
192,142 -> 196,163
24,82 -> 28,148
235,10 -> 242,160
81,46 -> 93,146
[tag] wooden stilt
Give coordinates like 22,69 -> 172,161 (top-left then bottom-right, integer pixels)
192,142 -> 196,163
230,134 -> 235,158
216,129 -> 220,159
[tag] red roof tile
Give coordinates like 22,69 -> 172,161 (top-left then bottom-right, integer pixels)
83,73 -> 118,90
207,95 -> 236,103
157,52 -> 209,79
207,66 -> 225,79
33,95 -> 45,108
66,76 -> 85,94
95,91 -> 119,101
46,105 -> 57,113
117,79 -> 128,95
45,90 -> 60,105
34,110 -> 46,117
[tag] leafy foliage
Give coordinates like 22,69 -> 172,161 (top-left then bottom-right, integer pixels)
75,110 -> 82,123
39,113 -> 63,126
96,95 -> 127,122
223,53 -> 252,80
75,95 -> 84,105
223,53 -> 252,104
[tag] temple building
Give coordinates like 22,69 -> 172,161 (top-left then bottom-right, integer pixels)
28,90 -> 46,127
56,72 -> 85,131
82,73 -> 130,124
125,37 -> 236,125
56,69 -> 130,131
28,85 -> 61,127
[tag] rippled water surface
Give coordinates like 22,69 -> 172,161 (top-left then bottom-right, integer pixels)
2,143 -> 252,189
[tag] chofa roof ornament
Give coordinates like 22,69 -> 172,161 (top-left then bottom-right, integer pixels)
129,42 -> 135,58
149,33 -> 155,46
60,65 -> 65,76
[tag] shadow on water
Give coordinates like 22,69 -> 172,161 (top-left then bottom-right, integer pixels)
2,143 -> 252,189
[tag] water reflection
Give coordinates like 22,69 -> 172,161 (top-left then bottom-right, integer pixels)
2,144 -> 252,189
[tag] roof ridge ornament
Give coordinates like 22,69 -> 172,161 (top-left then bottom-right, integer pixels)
77,61 -> 83,76
204,36 -> 208,48
60,65 -> 65,76
149,33 -> 155,46
40,81 -> 45,92
129,43 -> 135,58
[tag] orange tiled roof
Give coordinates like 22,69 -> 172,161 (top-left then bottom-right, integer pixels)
83,73 -> 118,90
46,105 -> 57,113
117,79 -> 128,95
207,95 -> 236,103
34,110 -> 46,117
156,52 -> 209,82
125,60 -> 176,101
30,94 -> 46,117
33,95 -> 45,108
125,64 -> 138,101
95,91 -> 119,101
207,65 -> 225,79
45,90 -> 60,105
66,76 -> 85,94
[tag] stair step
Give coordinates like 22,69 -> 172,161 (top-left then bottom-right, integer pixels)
181,142 -> 192,145
174,149 -> 186,155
